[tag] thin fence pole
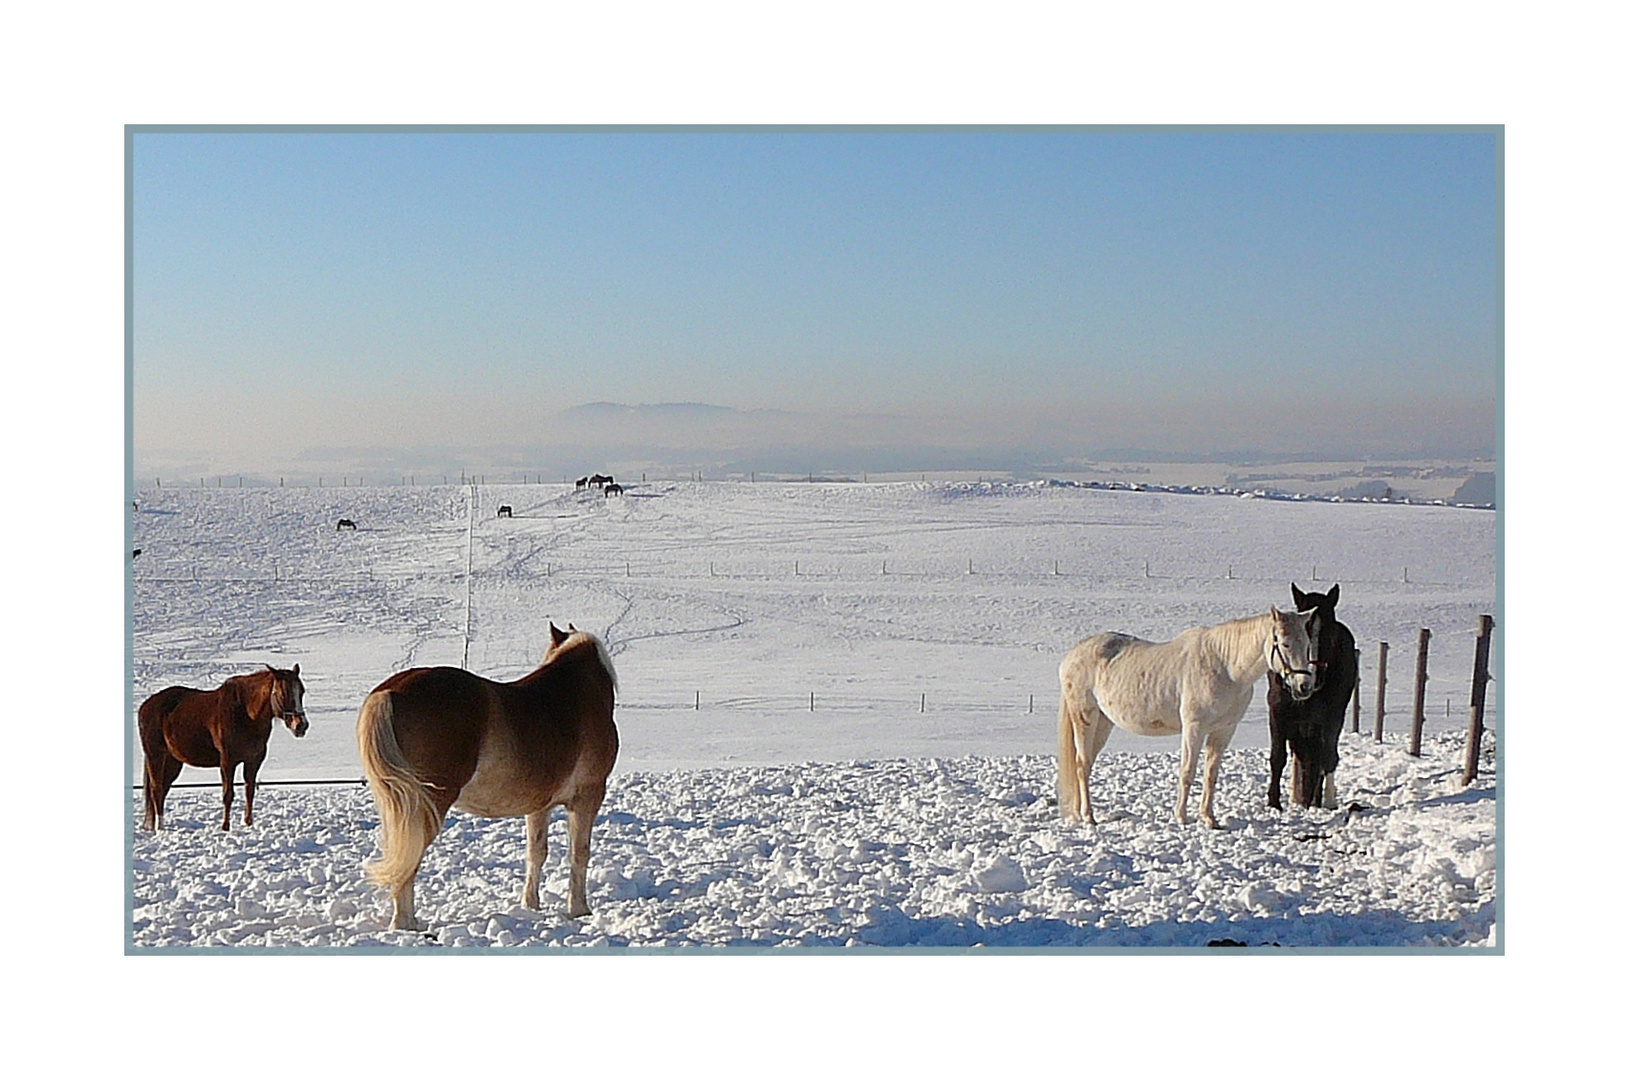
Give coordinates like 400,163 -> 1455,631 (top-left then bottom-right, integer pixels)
1462,615 -> 1495,785
1408,628 -> 1431,756
1373,641 -> 1389,741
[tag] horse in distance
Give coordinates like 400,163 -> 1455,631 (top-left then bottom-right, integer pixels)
1058,606 -> 1316,829
336,518 -> 357,531
497,504 -> 513,518
356,623 -> 619,930
139,665 -> 308,831
1268,583 -> 1358,810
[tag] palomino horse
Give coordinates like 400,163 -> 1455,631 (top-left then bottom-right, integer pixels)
139,665 -> 309,831
356,624 -> 619,930
1058,607 -> 1316,829
1268,584 -> 1358,810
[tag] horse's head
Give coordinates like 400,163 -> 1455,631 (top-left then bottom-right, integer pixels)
1291,582 -> 1339,615
1290,583 -> 1340,690
266,664 -> 308,736
1267,607 -> 1317,700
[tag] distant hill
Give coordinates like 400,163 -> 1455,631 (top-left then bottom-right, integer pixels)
559,402 -> 769,423
1451,472 -> 1496,506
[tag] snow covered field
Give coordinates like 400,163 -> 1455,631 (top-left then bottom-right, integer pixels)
128,479 -> 1497,948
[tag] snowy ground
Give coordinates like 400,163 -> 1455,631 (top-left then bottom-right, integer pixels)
128,479 -> 1497,948
131,732 -> 1494,948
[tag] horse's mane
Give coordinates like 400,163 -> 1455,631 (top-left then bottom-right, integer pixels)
541,631 -> 619,692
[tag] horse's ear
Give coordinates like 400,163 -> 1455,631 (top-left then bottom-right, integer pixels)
292,663 -> 299,676
1291,583 -> 1308,610
550,623 -> 568,647
1326,583 -> 1339,607
568,622 -> 577,633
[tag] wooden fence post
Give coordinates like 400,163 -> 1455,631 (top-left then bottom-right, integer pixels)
1373,641 -> 1389,741
1408,628 -> 1431,756
1350,647 -> 1361,732
1462,615 -> 1496,785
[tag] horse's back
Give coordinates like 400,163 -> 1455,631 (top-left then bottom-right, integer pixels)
367,646 -> 618,818
367,666 -> 491,790
141,684 -> 228,765
507,637 -> 619,779
1062,631 -> 1199,735
139,685 -> 192,731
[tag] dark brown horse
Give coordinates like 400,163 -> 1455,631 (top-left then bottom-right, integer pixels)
139,665 -> 308,831
356,624 -> 619,930
1268,584 -> 1358,809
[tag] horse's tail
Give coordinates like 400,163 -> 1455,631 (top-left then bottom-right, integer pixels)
356,690 -> 442,891
1057,669 -> 1084,823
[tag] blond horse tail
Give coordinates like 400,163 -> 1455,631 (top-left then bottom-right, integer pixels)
1058,682 -> 1083,822
356,691 -> 442,890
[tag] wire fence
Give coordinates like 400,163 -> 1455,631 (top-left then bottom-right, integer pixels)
127,560 -> 1487,590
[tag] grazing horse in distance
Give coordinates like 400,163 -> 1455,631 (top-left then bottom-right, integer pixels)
1268,583 -> 1358,810
497,504 -> 513,518
356,623 -> 619,930
337,518 -> 357,531
603,483 -> 623,497
588,473 -> 613,488
139,665 -> 309,831
1058,607 -> 1316,829
575,476 -> 589,489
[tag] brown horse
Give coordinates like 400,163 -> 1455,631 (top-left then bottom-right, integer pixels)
356,623 -> 619,930
139,665 -> 309,832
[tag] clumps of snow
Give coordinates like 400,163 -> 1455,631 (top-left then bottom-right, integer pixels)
131,732 -> 1494,949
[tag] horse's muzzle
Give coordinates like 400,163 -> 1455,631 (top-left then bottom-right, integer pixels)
285,714 -> 308,737
1286,674 -> 1316,701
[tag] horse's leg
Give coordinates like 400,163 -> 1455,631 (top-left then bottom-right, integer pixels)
218,759 -> 237,831
565,784 -> 607,918
1267,723 -> 1287,811
1320,727 -> 1341,809
1175,723 -> 1204,825
393,880 -> 419,932
1199,727 -> 1237,829
1291,738 -> 1320,808
153,754 -> 182,831
143,749 -> 176,831
522,808 -> 550,909
1076,708 -> 1112,825
242,752 -> 265,827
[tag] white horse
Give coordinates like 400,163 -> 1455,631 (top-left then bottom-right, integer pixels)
1058,607 -> 1317,829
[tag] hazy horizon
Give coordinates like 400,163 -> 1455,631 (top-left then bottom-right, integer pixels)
132,129 -> 1498,479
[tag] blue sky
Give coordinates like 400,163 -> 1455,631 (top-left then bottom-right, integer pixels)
132,128 -> 1497,476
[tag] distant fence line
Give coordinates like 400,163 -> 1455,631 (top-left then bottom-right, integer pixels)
128,559 -> 1477,590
